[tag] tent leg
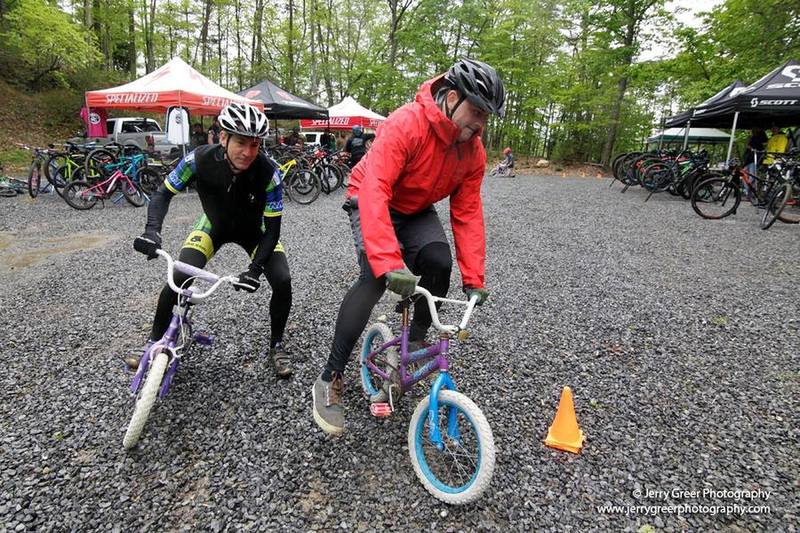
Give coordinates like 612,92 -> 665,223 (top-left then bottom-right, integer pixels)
682,120 -> 691,150
725,112 -> 739,164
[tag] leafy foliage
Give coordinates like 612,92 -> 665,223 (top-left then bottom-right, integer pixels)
0,0 -> 797,163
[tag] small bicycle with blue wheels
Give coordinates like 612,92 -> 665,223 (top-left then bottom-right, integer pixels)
123,249 -> 250,450
360,287 -> 495,504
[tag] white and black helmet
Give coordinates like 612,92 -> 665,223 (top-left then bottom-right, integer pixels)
444,58 -> 506,118
218,102 -> 269,138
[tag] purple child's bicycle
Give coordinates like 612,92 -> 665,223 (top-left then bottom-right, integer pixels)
360,287 -> 496,504
123,249 -> 248,450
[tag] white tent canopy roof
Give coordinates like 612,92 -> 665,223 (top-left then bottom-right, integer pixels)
300,96 -> 386,130
647,127 -> 731,144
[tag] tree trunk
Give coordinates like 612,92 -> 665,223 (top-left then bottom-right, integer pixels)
235,0 -> 243,89
200,0 -> 213,67
287,0 -> 295,91
251,0 -> 264,69
83,0 -> 92,28
141,0 -> 156,73
128,2 -> 136,77
600,15 -> 636,167
217,7 -> 224,82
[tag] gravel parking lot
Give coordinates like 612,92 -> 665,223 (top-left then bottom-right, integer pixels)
0,175 -> 797,532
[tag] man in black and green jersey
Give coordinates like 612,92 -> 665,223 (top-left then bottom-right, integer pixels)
130,102 -> 293,378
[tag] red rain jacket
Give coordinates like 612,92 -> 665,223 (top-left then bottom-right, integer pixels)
347,76 -> 487,288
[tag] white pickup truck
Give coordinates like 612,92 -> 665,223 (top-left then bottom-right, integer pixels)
77,117 -> 183,156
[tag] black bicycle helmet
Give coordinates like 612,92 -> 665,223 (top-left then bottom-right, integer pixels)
444,58 -> 506,118
218,102 -> 269,138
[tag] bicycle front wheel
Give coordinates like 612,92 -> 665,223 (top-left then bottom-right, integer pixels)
63,180 -> 99,210
288,169 -> 321,205
123,350 -> 168,450
691,176 -> 740,220
27,160 -> 41,198
135,167 -> 161,196
408,390 -> 495,504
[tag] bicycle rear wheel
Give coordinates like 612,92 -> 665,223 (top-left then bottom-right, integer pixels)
123,350 -> 168,450
408,390 -> 495,504
121,179 -> 146,207
360,323 -> 400,403
85,148 -> 116,182
63,180 -> 99,210
691,176 -> 740,220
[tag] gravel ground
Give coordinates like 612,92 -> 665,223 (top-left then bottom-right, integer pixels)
0,176 -> 798,532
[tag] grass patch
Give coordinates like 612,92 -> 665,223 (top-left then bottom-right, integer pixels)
0,147 -> 32,174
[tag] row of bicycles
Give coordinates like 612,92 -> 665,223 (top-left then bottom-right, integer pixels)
16,139 -> 350,209
611,148 -> 800,230
20,140 -> 177,210
268,144 -> 351,205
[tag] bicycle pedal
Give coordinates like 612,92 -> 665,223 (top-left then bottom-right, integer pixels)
193,332 -> 214,346
369,402 -> 394,417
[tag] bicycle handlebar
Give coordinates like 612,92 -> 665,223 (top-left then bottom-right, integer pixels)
156,249 -> 245,301
411,286 -> 480,335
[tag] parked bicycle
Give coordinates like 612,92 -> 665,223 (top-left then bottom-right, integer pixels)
62,162 -> 147,210
690,155 -> 787,220
359,287 -> 495,504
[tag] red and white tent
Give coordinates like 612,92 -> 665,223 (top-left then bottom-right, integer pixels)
85,57 -> 262,114
300,96 -> 385,130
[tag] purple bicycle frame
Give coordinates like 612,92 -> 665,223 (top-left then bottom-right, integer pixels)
130,290 -> 193,399
364,302 -> 462,448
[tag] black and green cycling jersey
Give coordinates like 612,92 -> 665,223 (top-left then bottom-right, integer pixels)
145,143 -> 284,271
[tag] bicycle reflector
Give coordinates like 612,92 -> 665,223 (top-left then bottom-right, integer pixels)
457,330 -> 470,341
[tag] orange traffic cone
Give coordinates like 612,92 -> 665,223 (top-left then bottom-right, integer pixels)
544,386 -> 585,453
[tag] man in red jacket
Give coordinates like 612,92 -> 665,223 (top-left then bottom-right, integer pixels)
312,59 -> 506,435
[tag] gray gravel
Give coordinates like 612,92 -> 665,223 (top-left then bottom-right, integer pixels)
0,176 -> 798,532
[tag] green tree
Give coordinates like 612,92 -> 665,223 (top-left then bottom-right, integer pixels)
1,0 -> 101,88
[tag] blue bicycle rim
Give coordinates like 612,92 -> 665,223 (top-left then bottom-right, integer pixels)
413,397 -> 482,494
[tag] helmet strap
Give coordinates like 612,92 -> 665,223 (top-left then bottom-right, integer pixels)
443,91 -> 466,120
223,135 -> 243,174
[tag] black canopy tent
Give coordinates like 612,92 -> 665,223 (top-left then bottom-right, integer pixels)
238,79 -> 328,120
685,60 -> 800,160
687,61 -> 800,129
665,80 -> 747,128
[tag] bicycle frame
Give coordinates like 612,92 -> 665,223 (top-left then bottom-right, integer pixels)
83,169 -> 137,200
130,250 -> 238,398
363,287 -> 479,447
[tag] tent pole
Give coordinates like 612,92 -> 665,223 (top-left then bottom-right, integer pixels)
682,120 -> 691,150
658,117 -> 665,150
725,112 -> 739,163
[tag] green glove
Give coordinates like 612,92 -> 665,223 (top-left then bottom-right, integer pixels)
465,287 -> 489,306
385,268 -> 417,298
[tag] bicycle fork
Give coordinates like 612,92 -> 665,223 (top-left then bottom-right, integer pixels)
427,371 -> 461,450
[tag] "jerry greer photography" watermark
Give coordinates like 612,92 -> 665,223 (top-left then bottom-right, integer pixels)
596,487 -> 772,517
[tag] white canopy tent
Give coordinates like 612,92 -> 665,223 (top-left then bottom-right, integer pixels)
300,97 -> 386,130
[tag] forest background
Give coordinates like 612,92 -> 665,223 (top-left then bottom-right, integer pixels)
0,0 -> 798,170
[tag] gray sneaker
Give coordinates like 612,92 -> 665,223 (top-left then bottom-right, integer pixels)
269,344 -> 293,378
312,372 -> 344,435
123,340 -> 154,371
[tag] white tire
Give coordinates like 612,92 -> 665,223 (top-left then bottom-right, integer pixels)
408,390 -> 495,504
123,350 -> 168,450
